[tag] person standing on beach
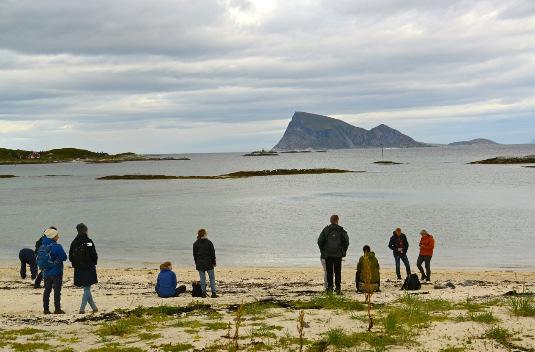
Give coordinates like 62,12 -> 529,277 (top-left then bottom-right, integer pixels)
69,223 -> 99,314
317,215 -> 349,294
18,248 -> 38,281
155,261 -> 187,297
38,227 -> 67,314
193,229 -> 218,298
388,228 -> 411,280
417,229 -> 435,282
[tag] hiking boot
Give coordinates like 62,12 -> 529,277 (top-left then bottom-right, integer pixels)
201,292 -> 207,298
53,309 -> 65,314
211,293 -> 219,298
44,309 -> 52,315
92,308 -> 99,313
420,274 -> 427,281
397,276 -> 402,280
79,310 -> 85,314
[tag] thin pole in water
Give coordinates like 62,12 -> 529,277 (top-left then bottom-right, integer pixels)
381,144 -> 384,160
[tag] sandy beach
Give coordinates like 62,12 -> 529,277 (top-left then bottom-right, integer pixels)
1,266 -> 534,351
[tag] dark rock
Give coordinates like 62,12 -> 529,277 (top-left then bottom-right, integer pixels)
449,138 -> 499,146
273,112 -> 428,150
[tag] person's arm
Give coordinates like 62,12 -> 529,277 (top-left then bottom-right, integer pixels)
388,236 -> 395,251
404,235 -> 409,251
155,273 -> 160,293
430,237 -> 435,251
193,242 -> 198,264
342,230 -> 349,256
317,228 -> 326,250
57,244 -> 68,262
210,242 -> 216,267
172,271 -> 177,287
68,241 -> 74,263
90,240 -> 98,266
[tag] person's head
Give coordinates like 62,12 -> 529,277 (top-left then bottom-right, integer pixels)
44,227 -> 59,241
197,228 -> 207,240
420,229 -> 429,236
395,228 -> 402,236
363,245 -> 371,254
76,223 -> 88,235
330,215 -> 339,225
160,261 -> 172,270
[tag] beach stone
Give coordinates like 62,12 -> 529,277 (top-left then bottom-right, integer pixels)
434,281 -> 456,289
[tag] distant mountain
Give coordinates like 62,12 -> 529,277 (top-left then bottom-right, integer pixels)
273,112 -> 427,150
448,138 -> 499,146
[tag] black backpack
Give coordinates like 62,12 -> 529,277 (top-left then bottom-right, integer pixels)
402,274 -> 421,290
71,242 -> 93,269
191,282 -> 203,297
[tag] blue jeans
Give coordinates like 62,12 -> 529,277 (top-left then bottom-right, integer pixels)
80,286 -> 97,312
198,269 -> 216,294
394,254 -> 411,278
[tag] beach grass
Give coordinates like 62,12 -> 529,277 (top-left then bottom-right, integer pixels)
509,294 -> 535,317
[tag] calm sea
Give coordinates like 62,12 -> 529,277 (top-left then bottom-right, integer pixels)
1,145 -> 535,269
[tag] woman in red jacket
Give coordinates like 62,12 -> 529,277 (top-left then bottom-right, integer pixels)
417,230 -> 435,282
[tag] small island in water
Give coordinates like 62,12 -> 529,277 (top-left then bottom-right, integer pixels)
0,147 -> 190,164
97,168 -> 358,180
470,155 -> 535,164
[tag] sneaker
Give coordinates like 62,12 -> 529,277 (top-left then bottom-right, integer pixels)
211,293 -> 219,298
53,309 -> 65,314
44,310 -> 51,315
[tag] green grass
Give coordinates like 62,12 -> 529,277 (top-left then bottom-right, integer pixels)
137,332 -> 161,341
10,342 -> 53,351
455,298 -> 486,312
309,328 -> 398,352
397,295 -> 453,312
484,326 -> 512,346
204,321 -> 229,330
293,293 -> 366,311
456,312 -> 499,324
0,328 -> 46,337
87,344 -> 146,352
439,347 -> 466,352
97,316 -> 151,337
509,295 -> 535,317
157,343 -> 194,351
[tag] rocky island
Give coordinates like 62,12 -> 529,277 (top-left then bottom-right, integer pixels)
470,155 -> 535,164
97,168 -> 358,180
273,112 -> 427,150
0,148 -> 190,164
449,138 -> 499,146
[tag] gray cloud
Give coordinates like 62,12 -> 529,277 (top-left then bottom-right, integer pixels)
1,0 -> 535,152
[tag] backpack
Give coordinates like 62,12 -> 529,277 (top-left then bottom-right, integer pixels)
37,243 -> 55,271
402,274 -> 421,291
325,229 -> 342,255
71,242 -> 93,269
191,281 -> 203,297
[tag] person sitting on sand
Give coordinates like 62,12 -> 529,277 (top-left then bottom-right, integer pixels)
155,261 -> 187,298
69,223 -> 99,314
355,245 -> 380,293
18,248 -> 38,281
417,229 -> 435,282
38,227 -> 67,314
193,229 -> 218,298
317,215 -> 349,294
388,228 -> 411,280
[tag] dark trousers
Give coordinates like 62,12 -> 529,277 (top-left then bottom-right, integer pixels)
19,255 -> 37,280
35,271 -> 43,288
158,285 -> 187,298
394,254 -> 411,279
43,275 -> 63,311
325,257 -> 342,291
417,255 -> 432,280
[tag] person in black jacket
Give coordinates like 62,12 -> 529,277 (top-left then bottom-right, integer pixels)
69,223 -> 99,314
317,215 -> 349,294
193,229 -> 218,298
33,229 -> 50,288
388,228 -> 411,280
18,248 -> 38,280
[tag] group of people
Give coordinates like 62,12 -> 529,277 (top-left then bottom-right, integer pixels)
18,226 -> 218,314
318,215 -> 435,294
18,216 -> 435,314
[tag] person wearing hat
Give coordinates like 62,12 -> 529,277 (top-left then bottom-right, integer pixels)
40,227 -> 67,314
33,227 -> 55,288
69,223 -> 99,314
417,230 -> 435,282
155,261 -> 187,298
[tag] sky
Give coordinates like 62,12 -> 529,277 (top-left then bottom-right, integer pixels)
1,0 -> 535,153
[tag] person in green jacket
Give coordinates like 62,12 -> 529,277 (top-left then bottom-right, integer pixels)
355,245 -> 380,293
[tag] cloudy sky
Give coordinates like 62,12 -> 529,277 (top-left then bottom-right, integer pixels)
1,0 -> 535,153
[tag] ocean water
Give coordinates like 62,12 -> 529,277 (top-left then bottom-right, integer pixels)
1,145 -> 535,269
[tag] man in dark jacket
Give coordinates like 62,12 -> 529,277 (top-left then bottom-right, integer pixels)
33,230 -> 49,288
193,229 -> 218,298
388,228 -> 411,280
69,223 -> 99,314
40,227 -> 67,314
18,248 -> 38,280
317,215 -> 349,294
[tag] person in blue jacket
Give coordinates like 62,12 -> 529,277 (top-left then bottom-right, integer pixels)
39,227 -> 68,314
18,248 -> 38,281
155,262 -> 186,298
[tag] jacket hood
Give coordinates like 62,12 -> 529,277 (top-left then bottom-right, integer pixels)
160,267 -> 171,272
367,251 -> 376,258
42,237 -> 55,245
